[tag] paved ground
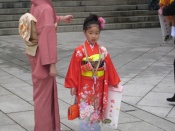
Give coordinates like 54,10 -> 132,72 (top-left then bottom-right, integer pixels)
0,28 -> 175,131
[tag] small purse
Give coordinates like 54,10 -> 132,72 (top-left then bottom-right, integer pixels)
68,95 -> 79,120
68,103 -> 79,120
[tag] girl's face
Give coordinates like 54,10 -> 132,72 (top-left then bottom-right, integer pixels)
84,25 -> 100,45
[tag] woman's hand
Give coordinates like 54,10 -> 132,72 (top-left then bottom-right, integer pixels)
158,6 -> 164,15
158,8 -> 163,15
62,15 -> 73,23
49,64 -> 57,77
70,88 -> 77,96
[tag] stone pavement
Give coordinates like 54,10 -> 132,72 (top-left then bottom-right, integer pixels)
0,28 -> 175,131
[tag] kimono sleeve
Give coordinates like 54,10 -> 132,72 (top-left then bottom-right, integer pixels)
64,49 -> 81,88
37,7 -> 57,65
105,54 -> 120,86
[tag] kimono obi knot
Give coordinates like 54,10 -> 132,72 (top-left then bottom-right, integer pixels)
82,54 -> 104,69
81,70 -> 104,77
19,13 -> 38,56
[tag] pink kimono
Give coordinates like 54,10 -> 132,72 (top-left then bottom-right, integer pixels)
28,0 -> 60,131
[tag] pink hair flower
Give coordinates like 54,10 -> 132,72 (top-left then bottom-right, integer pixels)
98,17 -> 105,29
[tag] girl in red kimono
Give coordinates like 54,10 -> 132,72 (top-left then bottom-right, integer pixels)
64,14 -> 120,131
28,0 -> 73,131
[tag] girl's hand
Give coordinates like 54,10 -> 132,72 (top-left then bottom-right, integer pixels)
62,15 -> 73,23
114,84 -> 119,88
70,88 -> 77,96
49,64 -> 57,77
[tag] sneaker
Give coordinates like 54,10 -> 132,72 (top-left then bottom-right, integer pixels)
164,35 -> 172,42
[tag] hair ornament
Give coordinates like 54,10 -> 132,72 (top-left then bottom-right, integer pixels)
98,17 -> 105,29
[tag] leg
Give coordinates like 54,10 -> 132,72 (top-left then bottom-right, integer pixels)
33,76 -> 60,131
171,16 -> 175,44
167,59 -> 175,102
148,0 -> 153,10
28,54 -> 60,131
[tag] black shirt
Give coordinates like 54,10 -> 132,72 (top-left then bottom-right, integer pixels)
163,1 -> 175,16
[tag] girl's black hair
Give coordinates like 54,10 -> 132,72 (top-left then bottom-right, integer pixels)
83,14 -> 101,31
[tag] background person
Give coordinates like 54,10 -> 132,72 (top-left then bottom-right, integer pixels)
158,1 -> 175,102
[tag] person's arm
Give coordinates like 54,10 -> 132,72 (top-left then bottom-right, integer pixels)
64,49 -> 81,95
105,54 -> 120,86
37,6 -> 58,66
56,15 -> 73,23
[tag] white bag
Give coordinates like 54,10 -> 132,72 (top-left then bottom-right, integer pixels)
103,85 -> 123,129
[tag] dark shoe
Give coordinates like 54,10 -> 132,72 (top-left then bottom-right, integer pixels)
167,94 -> 175,102
164,35 -> 172,42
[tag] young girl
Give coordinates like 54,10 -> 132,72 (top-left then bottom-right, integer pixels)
64,14 -> 120,131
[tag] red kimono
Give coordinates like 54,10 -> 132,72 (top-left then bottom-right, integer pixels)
65,41 -> 120,125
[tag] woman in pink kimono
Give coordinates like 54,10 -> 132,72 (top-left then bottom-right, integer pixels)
28,0 -> 73,131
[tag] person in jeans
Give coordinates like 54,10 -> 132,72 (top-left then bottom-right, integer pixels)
148,0 -> 159,10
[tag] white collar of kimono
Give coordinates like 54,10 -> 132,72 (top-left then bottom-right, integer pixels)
87,40 -> 95,49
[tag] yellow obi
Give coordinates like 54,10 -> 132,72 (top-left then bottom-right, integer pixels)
82,70 -> 104,77
81,54 -> 104,77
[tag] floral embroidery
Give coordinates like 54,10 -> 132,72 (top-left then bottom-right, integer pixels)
76,50 -> 83,57
80,104 -> 94,119
100,46 -> 108,59
104,80 -> 108,85
79,84 -> 102,124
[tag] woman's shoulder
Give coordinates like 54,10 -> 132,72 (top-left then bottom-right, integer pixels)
37,4 -> 53,14
40,3 -> 52,9
33,4 -> 53,17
